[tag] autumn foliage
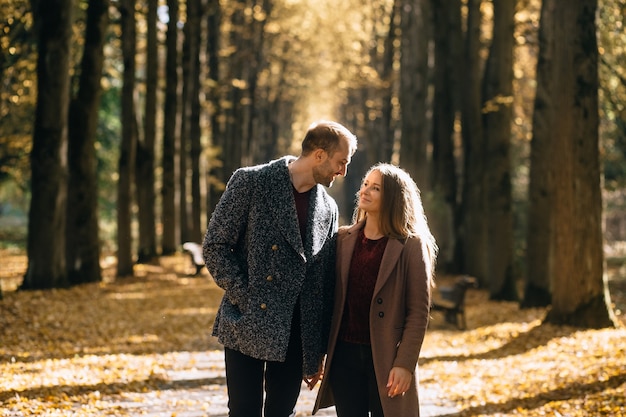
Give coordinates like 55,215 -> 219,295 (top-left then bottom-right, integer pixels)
1,250 -> 625,416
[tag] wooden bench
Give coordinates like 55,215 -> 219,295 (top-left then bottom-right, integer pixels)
182,242 -> 205,276
431,275 -> 477,330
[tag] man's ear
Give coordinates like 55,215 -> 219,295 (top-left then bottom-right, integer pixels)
313,148 -> 326,162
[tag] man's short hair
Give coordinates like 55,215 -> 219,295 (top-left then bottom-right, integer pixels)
301,120 -> 357,157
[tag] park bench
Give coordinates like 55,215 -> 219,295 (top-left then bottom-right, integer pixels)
182,242 -> 205,276
431,275 -> 477,330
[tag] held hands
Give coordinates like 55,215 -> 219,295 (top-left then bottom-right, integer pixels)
303,360 -> 324,390
386,367 -> 412,398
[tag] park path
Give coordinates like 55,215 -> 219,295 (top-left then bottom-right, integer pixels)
103,350 -> 458,417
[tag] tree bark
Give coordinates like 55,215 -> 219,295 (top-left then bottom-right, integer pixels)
136,0 -> 158,263
189,0 -> 205,243
205,0 -> 223,217
162,0 -> 181,255
399,0 -> 431,189
430,0 -> 462,271
22,0 -> 72,289
523,0 -> 553,308
116,0 -> 137,277
458,0 -> 488,282
540,0 -> 617,327
67,0 -> 109,284
180,0 -> 205,244
481,0 -> 517,300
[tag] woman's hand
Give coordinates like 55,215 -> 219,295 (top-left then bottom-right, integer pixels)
303,360 -> 324,390
386,367 -> 412,398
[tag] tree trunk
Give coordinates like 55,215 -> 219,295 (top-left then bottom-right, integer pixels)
179,1 -> 191,245
179,0 -> 206,245
481,0 -> 517,300
189,0 -> 205,243
523,0 -> 553,308
399,0 -> 431,189
205,0 -> 223,217
22,0 -> 72,290
67,0 -> 109,285
116,0 -> 137,277
162,0 -> 181,255
458,0 -> 488,282
136,0 -> 158,263
430,0 -> 462,271
539,0 -> 617,328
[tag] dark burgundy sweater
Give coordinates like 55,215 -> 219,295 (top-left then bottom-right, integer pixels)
338,228 -> 388,344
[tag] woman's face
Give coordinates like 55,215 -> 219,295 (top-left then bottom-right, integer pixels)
358,170 -> 382,214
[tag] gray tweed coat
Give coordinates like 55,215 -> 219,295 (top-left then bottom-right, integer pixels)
203,156 -> 338,376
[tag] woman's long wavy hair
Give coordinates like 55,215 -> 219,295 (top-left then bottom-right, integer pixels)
352,163 -> 438,281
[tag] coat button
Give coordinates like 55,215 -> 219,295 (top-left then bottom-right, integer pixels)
377,298 -> 383,304
266,275 -> 273,282
378,311 -> 384,318
260,303 -> 267,310
271,244 -> 278,251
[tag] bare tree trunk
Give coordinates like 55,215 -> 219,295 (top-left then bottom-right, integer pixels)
458,0 -> 488,282
162,0 -> 181,255
136,0 -> 158,263
430,0 -> 462,271
523,0 -> 553,308
399,0 -> 431,189
179,8 -> 190,245
189,0 -> 205,242
222,0 -> 247,177
116,0 -> 137,277
22,0 -> 72,289
538,0 -> 617,327
180,0 -> 205,244
205,0 -> 223,217
481,0 -> 517,300
67,0 -> 109,284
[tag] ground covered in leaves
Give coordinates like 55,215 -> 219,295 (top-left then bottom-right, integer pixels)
1,249 -> 625,416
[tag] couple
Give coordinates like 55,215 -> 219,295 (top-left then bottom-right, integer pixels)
202,120 -> 438,417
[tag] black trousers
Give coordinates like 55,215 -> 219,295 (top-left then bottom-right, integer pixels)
224,313 -> 302,417
328,340 -> 384,417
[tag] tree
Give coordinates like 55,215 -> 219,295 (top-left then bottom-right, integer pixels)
161,0 -> 181,255
481,0 -> 517,300
22,0 -> 73,289
430,0 -> 462,270
398,0 -> 431,189
458,0 -> 488,282
116,0 -> 137,277
136,0 -> 158,263
522,0 -> 552,308
204,0 -> 223,217
180,0 -> 204,244
66,0 -> 109,285
527,0 -> 618,327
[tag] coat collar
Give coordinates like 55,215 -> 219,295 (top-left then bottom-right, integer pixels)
340,220 -> 406,295
263,157 -> 329,261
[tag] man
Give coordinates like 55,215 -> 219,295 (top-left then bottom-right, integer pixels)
203,120 -> 357,417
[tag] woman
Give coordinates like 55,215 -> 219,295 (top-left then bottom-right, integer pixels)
313,163 -> 437,417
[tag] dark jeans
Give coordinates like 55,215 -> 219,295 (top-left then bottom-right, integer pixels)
328,341 -> 384,417
224,314 -> 302,417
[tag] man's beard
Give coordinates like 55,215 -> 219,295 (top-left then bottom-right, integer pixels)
313,162 -> 335,188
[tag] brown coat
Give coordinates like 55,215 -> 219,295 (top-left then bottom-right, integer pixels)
313,221 -> 431,417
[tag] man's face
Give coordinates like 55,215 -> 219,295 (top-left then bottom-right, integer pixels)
313,140 -> 352,187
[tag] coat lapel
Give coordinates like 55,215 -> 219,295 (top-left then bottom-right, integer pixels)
264,158 -> 306,261
373,238 -> 405,295
339,222 -> 361,291
307,185 -> 332,256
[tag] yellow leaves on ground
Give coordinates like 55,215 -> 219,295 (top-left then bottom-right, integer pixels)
425,281 -> 626,416
1,253 -> 625,416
